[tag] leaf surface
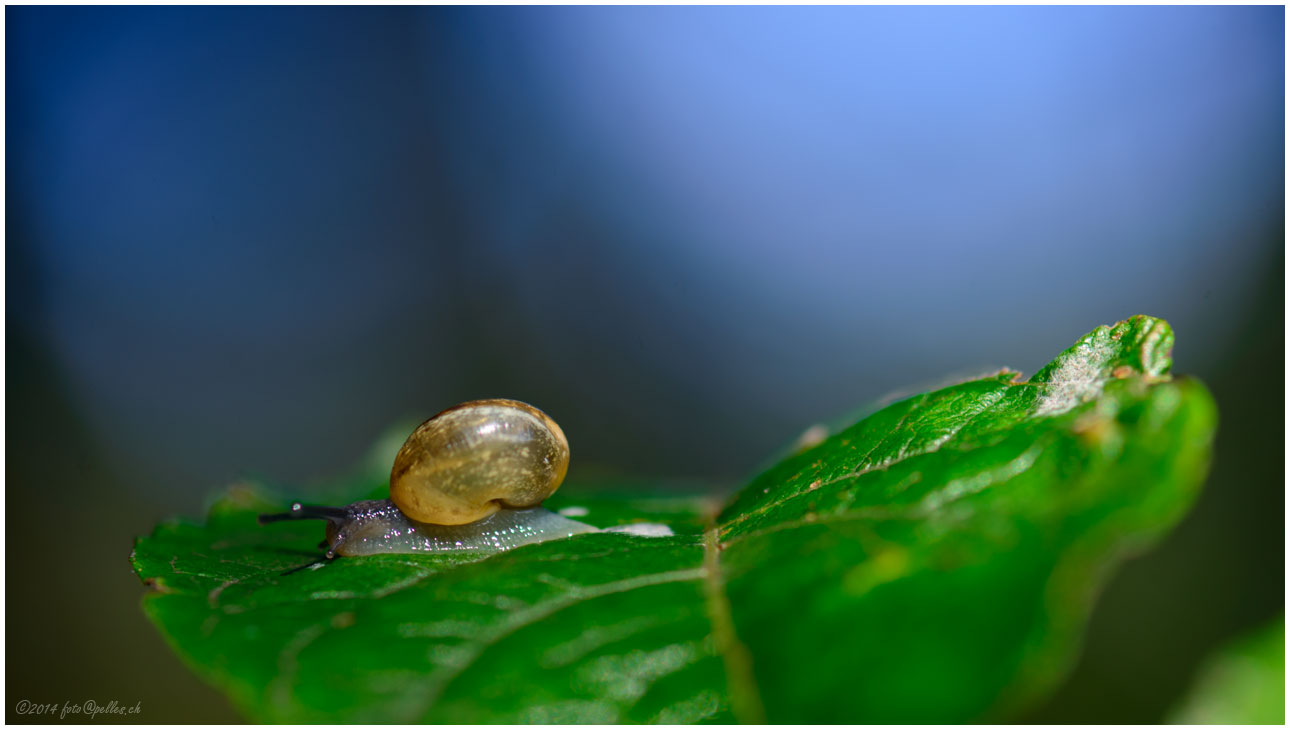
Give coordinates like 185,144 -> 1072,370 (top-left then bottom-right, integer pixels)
1169,617 -> 1284,725
132,315 -> 1216,722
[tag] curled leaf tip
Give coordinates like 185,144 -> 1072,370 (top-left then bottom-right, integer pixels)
1029,315 -> 1174,416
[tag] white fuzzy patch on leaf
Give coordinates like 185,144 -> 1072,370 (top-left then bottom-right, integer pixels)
1035,341 -> 1114,416
602,523 -> 675,538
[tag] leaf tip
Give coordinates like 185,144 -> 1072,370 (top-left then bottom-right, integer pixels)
1029,315 -> 1175,416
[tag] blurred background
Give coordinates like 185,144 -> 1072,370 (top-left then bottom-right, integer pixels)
6,5 -> 1283,723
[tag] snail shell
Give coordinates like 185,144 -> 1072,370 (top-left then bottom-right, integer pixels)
389,399 -> 569,525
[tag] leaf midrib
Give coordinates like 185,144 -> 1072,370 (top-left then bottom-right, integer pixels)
703,525 -> 767,724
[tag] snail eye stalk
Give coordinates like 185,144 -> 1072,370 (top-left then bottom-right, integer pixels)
257,503 -> 350,525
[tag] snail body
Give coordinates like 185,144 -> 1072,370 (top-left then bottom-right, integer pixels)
259,399 -> 668,558
290,501 -> 599,557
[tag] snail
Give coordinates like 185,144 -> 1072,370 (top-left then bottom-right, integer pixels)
259,399 -> 670,558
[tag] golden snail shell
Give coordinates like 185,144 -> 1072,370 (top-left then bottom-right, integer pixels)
389,398 -> 570,525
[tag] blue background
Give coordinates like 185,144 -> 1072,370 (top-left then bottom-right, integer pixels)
7,6 -> 1283,722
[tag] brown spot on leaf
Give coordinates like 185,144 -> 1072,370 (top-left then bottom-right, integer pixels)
143,577 -> 172,594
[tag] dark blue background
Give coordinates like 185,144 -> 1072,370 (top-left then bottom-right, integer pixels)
7,6 -> 1283,722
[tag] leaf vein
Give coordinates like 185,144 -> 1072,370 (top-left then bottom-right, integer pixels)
722,385 -> 1021,533
701,526 -> 767,724
409,567 -> 706,721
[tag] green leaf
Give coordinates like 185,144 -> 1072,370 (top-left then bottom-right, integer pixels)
1169,617 -> 1284,724
132,315 -> 1216,723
